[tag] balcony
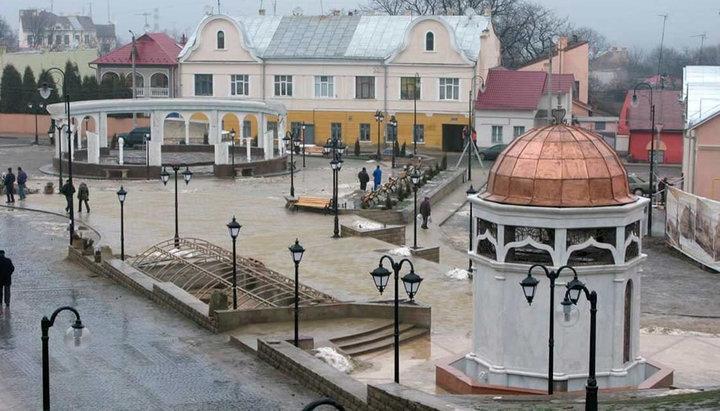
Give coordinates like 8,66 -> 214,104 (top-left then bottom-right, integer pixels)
134,87 -> 170,98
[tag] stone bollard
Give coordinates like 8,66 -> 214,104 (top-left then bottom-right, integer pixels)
94,249 -> 102,263
209,291 -> 229,313
44,182 -> 55,194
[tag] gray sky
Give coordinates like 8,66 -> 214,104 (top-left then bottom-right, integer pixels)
3,0 -> 719,50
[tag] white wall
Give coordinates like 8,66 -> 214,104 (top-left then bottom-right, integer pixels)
474,110 -> 536,147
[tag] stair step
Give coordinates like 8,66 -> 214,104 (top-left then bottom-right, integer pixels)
330,321 -> 395,344
342,327 -> 429,356
334,323 -> 416,350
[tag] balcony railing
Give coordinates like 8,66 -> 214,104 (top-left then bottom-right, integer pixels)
133,87 -> 170,98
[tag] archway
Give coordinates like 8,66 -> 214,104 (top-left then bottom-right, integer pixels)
101,72 -> 120,83
124,73 -> 145,97
164,112 -> 186,145
221,113 -> 241,144
150,73 -> 170,97
190,112 -> 210,144
81,115 -> 97,149
243,115 -> 258,146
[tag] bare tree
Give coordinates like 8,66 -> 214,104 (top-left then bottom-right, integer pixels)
0,16 -> 17,50
22,10 -> 53,48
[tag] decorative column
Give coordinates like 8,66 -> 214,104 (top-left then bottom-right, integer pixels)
148,111 -> 163,166
99,112 -> 108,147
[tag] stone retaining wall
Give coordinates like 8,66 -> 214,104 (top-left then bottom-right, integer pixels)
341,223 -> 405,245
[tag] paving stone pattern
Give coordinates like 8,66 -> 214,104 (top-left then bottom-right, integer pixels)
0,209 -> 316,410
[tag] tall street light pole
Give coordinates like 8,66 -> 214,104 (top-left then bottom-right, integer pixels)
161,164 -> 193,248
413,73 -> 419,156
283,131 -> 300,197
230,128 -> 236,177
520,264 -> 577,395
324,137 -> 346,238
301,122 -> 306,168
566,275 -> 599,411
28,100 -> 44,145
389,115 -> 398,169
466,185 -> 477,272
289,239 -> 305,347
369,255 -> 423,384
410,169 -> 421,249
129,30 -> 137,128
227,216 -> 241,310
117,186 -> 127,260
47,120 -> 65,192
631,83 -> 654,235
467,76 -> 486,182
375,110 -> 384,160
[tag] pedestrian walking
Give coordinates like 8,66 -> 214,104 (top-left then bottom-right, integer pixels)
420,196 -> 431,229
78,182 -> 90,213
4,168 -> 15,203
16,167 -> 27,200
658,177 -> 672,206
358,167 -> 370,191
0,250 -> 14,314
372,165 -> 382,191
59,179 -> 75,213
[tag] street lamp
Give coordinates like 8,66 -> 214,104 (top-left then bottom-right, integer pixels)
227,216 -> 241,310
47,120 -> 67,192
467,76 -> 486,181
374,110 -> 385,160
283,131 -> 300,197
413,73 -> 420,156
369,255 -> 423,383
39,68 -> 73,245
230,128 -> 236,177
160,164 -> 192,248
410,169 -> 421,249
466,185 -> 477,272
28,100 -> 45,145
519,264 -> 577,395
301,122 -> 306,168
564,274 -> 599,411
388,115 -> 398,168
41,306 -> 90,410
631,82 -> 655,236
289,238 -> 305,347
324,137 -> 346,238
117,186 -> 127,261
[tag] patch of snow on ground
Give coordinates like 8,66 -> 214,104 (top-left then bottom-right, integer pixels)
353,219 -> 384,230
390,246 -> 411,257
445,268 -> 470,280
641,327 -> 717,337
314,347 -> 354,373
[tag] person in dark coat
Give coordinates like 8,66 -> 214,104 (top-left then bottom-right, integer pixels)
358,167 -> 370,191
0,250 -> 14,313
419,196 -> 431,229
78,182 -> 90,212
372,165 -> 382,190
4,168 -> 15,203
658,177 -> 672,206
60,179 -> 75,213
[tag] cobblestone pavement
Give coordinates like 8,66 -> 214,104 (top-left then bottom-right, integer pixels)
0,209 -> 316,410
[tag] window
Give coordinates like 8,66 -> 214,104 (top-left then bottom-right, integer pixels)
573,80 -> 580,99
64,35 -> 70,45
356,76 -> 375,99
314,76 -> 334,98
359,123 -> 371,141
290,122 -> 302,138
27,35 -> 34,45
401,77 -> 420,100
331,123 -> 342,140
414,125 -> 425,143
274,75 -> 292,96
623,280 -> 633,363
47,34 -> 53,45
84,34 -> 90,44
194,74 -> 213,96
217,31 -> 225,49
594,121 -> 606,131
231,74 -> 249,96
425,32 -> 435,51
439,78 -> 459,100
513,126 -> 525,137
243,120 -> 252,138
491,126 -> 503,143
56,35 -> 61,44
386,124 -> 396,142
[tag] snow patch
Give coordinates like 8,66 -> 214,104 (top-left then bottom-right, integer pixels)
641,326 -> 717,337
445,268 -> 470,280
313,347 -> 354,373
352,219 -> 384,230
390,246 -> 412,257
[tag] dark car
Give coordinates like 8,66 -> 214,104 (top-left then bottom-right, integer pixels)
478,144 -> 507,161
112,127 -> 151,149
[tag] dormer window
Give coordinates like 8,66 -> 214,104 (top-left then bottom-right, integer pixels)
217,30 -> 225,49
425,32 -> 435,51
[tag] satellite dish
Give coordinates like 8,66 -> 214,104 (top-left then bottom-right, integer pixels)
465,7 -> 476,17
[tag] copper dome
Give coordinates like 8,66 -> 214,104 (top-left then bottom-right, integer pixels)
481,124 -> 636,207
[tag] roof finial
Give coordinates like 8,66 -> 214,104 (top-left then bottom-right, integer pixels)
551,108 -> 566,125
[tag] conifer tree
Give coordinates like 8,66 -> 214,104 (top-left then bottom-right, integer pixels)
0,64 -> 23,113
21,66 -> 37,112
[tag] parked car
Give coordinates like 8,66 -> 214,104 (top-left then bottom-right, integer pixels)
111,127 -> 151,149
478,144 -> 507,161
628,174 -> 651,196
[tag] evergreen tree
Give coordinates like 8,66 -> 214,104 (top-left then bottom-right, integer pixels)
99,76 -> 114,99
63,60 -> 82,99
37,69 -> 61,104
81,75 -> 99,101
0,64 -> 23,113
21,66 -> 37,113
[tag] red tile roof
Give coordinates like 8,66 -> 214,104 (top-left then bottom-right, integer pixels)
542,73 -> 574,94
91,33 -> 181,66
475,68 -> 575,111
622,89 -> 684,132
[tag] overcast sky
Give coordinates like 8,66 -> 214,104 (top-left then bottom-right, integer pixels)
3,0 -> 719,51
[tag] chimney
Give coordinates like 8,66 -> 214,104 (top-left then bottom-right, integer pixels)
259,8 -> 266,15
557,36 -> 568,50
180,33 -> 187,46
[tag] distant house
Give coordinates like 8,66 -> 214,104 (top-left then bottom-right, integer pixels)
474,68 -> 574,147
18,9 -> 116,53
90,33 -> 182,98
617,88 -> 684,164
575,116 -> 620,151
590,46 -> 628,87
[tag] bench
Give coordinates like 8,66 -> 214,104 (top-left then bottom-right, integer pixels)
104,169 -> 129,179
294,196 -> 331,213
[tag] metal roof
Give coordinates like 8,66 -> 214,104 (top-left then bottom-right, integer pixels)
683,66 -> 720,127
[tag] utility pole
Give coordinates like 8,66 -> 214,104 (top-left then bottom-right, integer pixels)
692,33 -> 706,65
656,14 -> 668,89
129,30 -> 137,127
546,48 -> 553,125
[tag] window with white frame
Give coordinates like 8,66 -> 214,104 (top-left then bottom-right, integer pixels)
231,75 -> 249,96
356,76 -> 375,99
359,123 -> 371,141
314,76 -> 334,98
439,78 -> 459,100
274,75 -> 293,96
194,74 -> 213,96
513,126 -> 525,137
492,126 -> 503,143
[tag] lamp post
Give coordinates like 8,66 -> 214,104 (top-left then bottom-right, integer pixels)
230,128 -> 236,177
324,137 -> 346,238
160,164 -> 192,248
41,306 -> 90,410
413,73 -> 420,156
227,216 -> 241,310
289,239 -> 306,347
283,131 -> 300,197
117,186 -> 127,260
369,255 -> 423,383
39,68 -> 73,244
519,264 -> 577,395
374,110 -> 385,160
565,274 -> 599,411
631,82 -> 655,236
467,76 -> 487,181
28,100 -> 45,145
389,115 -> 398,168
466,185 -> 477,272
410,169 -> 421,249
47,120 -> 66,192
301,122 -> 306,168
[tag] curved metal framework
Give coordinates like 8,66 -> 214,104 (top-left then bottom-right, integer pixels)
131,238 -> 336,309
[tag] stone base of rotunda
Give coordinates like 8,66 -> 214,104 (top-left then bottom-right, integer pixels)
436,353 -> 674,395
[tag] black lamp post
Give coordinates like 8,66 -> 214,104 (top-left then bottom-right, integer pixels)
631,82 -> 655,236
47,120 -> 66,192
369,255 -> 423,383
41,306 -> 90,410
283,131 -> 300,197
28,100 -> 45,145
227,216 -> 241,310
117,186 -> 127,261
413,73 -> 420,156
39,69 -> 73,243
467,77 -> 486,181
565,274 -> 599,411
374,110 -> 385,160
520,264 -> 577,395
160,164 -> 192,248
466,185 -> 477,272
410,169 -> 421,249
289,238 -> 306,347
324,137 -> 346,238
230,128 -> 236,177
388,115 -> 398,168
301,122 -> 306,168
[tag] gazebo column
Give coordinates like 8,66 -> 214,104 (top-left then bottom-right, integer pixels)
260,114 -> 271,160
214,141 -> 230,165
87,131 -> 100,164
184,115 -> 190,145
98,112 -> 108,147
74,117 -> 83,150
278,117 -> 286,155
148,111 -> 163,166
208,111 -> 220,144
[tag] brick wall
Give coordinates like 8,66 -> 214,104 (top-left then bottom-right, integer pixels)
341,224 -> 405,245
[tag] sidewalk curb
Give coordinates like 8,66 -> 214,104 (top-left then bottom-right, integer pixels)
0,203 -> 102,246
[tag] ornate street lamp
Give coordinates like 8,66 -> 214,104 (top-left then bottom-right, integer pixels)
117,186 -> 127,260
28,100 -> 45,145
289,238 -> 306,347
161,164 -> 192,248
369,255 -> 423,383
325,137 -> 346,238
631,82 -> 655,235
283,131 -> 300,197
227,216 -> 241,310
410,168 -> 421,249
467,76 -> 486,181
389,115 -> 398,168
374,110 -> 385,160
301,122 -> 306,168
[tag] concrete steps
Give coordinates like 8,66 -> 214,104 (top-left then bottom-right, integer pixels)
330,321 -> 429,356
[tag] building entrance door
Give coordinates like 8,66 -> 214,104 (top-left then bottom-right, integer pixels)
304,124 -> 315,145
442,124 -> 466,152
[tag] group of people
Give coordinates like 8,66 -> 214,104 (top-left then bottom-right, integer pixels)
3,166 -> 90,213
59,180 -> 91,213
2,167 -> 28,203
357,165 -> 431,229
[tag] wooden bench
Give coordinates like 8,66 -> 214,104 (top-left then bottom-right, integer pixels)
294,196 -> 331,213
